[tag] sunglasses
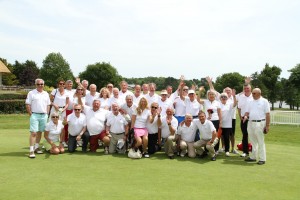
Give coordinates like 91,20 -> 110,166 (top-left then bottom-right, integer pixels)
52,116 -> 59,119
221,96 -> 227,99
151,106 -> 158,109
74,109 -> 81,111
252,93 -> 257,95
36,84 -> 44,86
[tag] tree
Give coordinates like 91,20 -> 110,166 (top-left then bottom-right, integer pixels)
214,72 -> 244,93
19,60 -> 40,86
79,62 -> 122,89
164,77 -> 179,90
258,63 -> 282,110
288,64 -> 300,110
40,52 -> 74,87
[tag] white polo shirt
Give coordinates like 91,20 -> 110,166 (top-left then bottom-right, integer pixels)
106,112 -> 128,133
45,120 -> 64,142
245,97 -> 270,120
158,98 -> 173,117
145,93 -> 160,105
185,98 -> 202,116
146,115 -> 159,134
99,98 -> 110,109
132,109 -> 151,128
85,92 -> 100,107
133,94 -> 144,105
51,89 -> 69,107
119,90 -> 134,102
193,119 -> 216,140
177,122 -> 197,142
203,100 -> 221,120
159,116 -> 178,138
25,89 -> 51,113
220,102 -> 234,128
121,103 -> 137,119
66,89 -> 76,110
238,93 -> 253,116
173,96 -> 186,116
108,96 -> 124,108
67,113 -> 87,136
227,95 -> 237,119
84,106 -> 109,136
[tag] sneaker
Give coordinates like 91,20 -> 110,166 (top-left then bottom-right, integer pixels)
34,148 -> 43,154
104,147 -> 109,155
62,142 -> 68,148
231,149 -> 238,154
240,153 -> 247,157
29,151 -> 36,158
225,152 -> 230,157
245,157 -> 256,162
143,152 -> 150,158
180,153 -> 185,157
211,155 -> 216,161
218,148 -> 225,153
257,160 -> 265,165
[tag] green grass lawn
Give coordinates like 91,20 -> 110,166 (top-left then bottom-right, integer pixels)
0,114 -> 300,200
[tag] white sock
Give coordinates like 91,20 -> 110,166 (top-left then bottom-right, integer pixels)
30,146 -> 34,152
34,143 -> 39,149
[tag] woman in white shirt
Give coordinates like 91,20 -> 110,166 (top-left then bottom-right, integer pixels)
99,87 -> 110,110
73,86 -> 86,107
43,112 -> 65,154
50,79 -> 69,119
130,97 -> 153,158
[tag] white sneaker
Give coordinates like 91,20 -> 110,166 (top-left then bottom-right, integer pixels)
231,149 -> 238,154
62,142 -> 68,148
218,148 -> 225,153
225,152 -> 230,157
104,147 -> 109,155
180,153 -> 185,157
29,151 -> 36,158
240,153 -> 246,157
34,147 -> 43,154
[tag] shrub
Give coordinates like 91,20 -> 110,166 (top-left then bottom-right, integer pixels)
0,100 -> 27,114
0,93 -> 27,100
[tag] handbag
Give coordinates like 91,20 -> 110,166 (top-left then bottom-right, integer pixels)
128,148 -> 142,159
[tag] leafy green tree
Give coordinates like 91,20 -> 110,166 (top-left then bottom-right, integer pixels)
258,63 -> 282,110
214,72 -> 244,93
19,60 -> 40,86
79,62 -> 122,89
40,52 -> 74,87
288,64 -> 300,110
164,77 -> 179,90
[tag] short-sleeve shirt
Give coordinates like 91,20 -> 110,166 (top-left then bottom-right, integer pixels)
146,115 -> 159,134
132,109 -> 151,128
25,89 -> 51,113
45,120 -> 64,142
245,97 -> 270,120
193,119 -> 216,140
158,98 -> 173,117
220,102 -> 234,128
238,93 -> 253,116
185,98 -> 202,116
160,116 -> 178,138
106,112 -> 128,133
177,122 -> 197,142
203,100 -> 221,120
84,106 -> 109,136
85,92 -> 100,107
67,113 -> 87,136
51,89 -> 69,107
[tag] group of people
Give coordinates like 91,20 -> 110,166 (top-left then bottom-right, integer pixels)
25,76 -> 270,165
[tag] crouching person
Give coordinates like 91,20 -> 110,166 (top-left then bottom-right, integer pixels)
157,107 -> 178,159
64,104 -> 88,152
43,112 -> 65,154
193,111 -> 217,161
177,114 -> 197,158
106,103 -> 129,154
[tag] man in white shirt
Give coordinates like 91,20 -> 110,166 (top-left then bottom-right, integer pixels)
193,111 -> 217,161
132,84 -> 143,105
238,83 -> 253,157
157,107 -> 178,159
106,103 -> 129,154
108,87 -> 124,109
177,114 -> 197,158
145,83 -> 160,106
65,104 -> 87,153
243,88 -> 270,165
119,80 -> 134,102
25,78 -> 51,158
85,84 -> 99,107
158,90 -> 173,117
79,98 -> 110,154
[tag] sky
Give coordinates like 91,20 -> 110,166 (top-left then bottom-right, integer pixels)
0,0 -> 299,80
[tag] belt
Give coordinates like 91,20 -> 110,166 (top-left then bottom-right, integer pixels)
251,119 -> 265,122
110,132 -> 125,135
32,112 -> 46,114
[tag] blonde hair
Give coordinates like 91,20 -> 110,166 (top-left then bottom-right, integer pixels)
99,87 -> 110,98
136,97 -> 149,115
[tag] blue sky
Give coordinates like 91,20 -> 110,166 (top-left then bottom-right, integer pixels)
0,0 -> 299,79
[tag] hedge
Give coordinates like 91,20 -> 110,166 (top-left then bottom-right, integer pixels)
0,100 -> 27,114
0,93 -> 27,100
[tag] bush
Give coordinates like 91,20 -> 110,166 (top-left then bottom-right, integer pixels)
0,100 -> 27,114
0,93 -> 27,100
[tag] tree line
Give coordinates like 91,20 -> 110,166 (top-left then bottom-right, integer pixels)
1,52 -> 299,110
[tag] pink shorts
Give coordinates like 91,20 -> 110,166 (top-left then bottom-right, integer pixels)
134,128 -> 148,137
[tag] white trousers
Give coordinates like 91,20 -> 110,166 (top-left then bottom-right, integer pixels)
247,121 -> 266,161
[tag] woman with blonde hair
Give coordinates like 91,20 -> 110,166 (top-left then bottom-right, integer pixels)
99,87 -> 110,110
130,97 -> 153,158
43,112 -> 65,155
